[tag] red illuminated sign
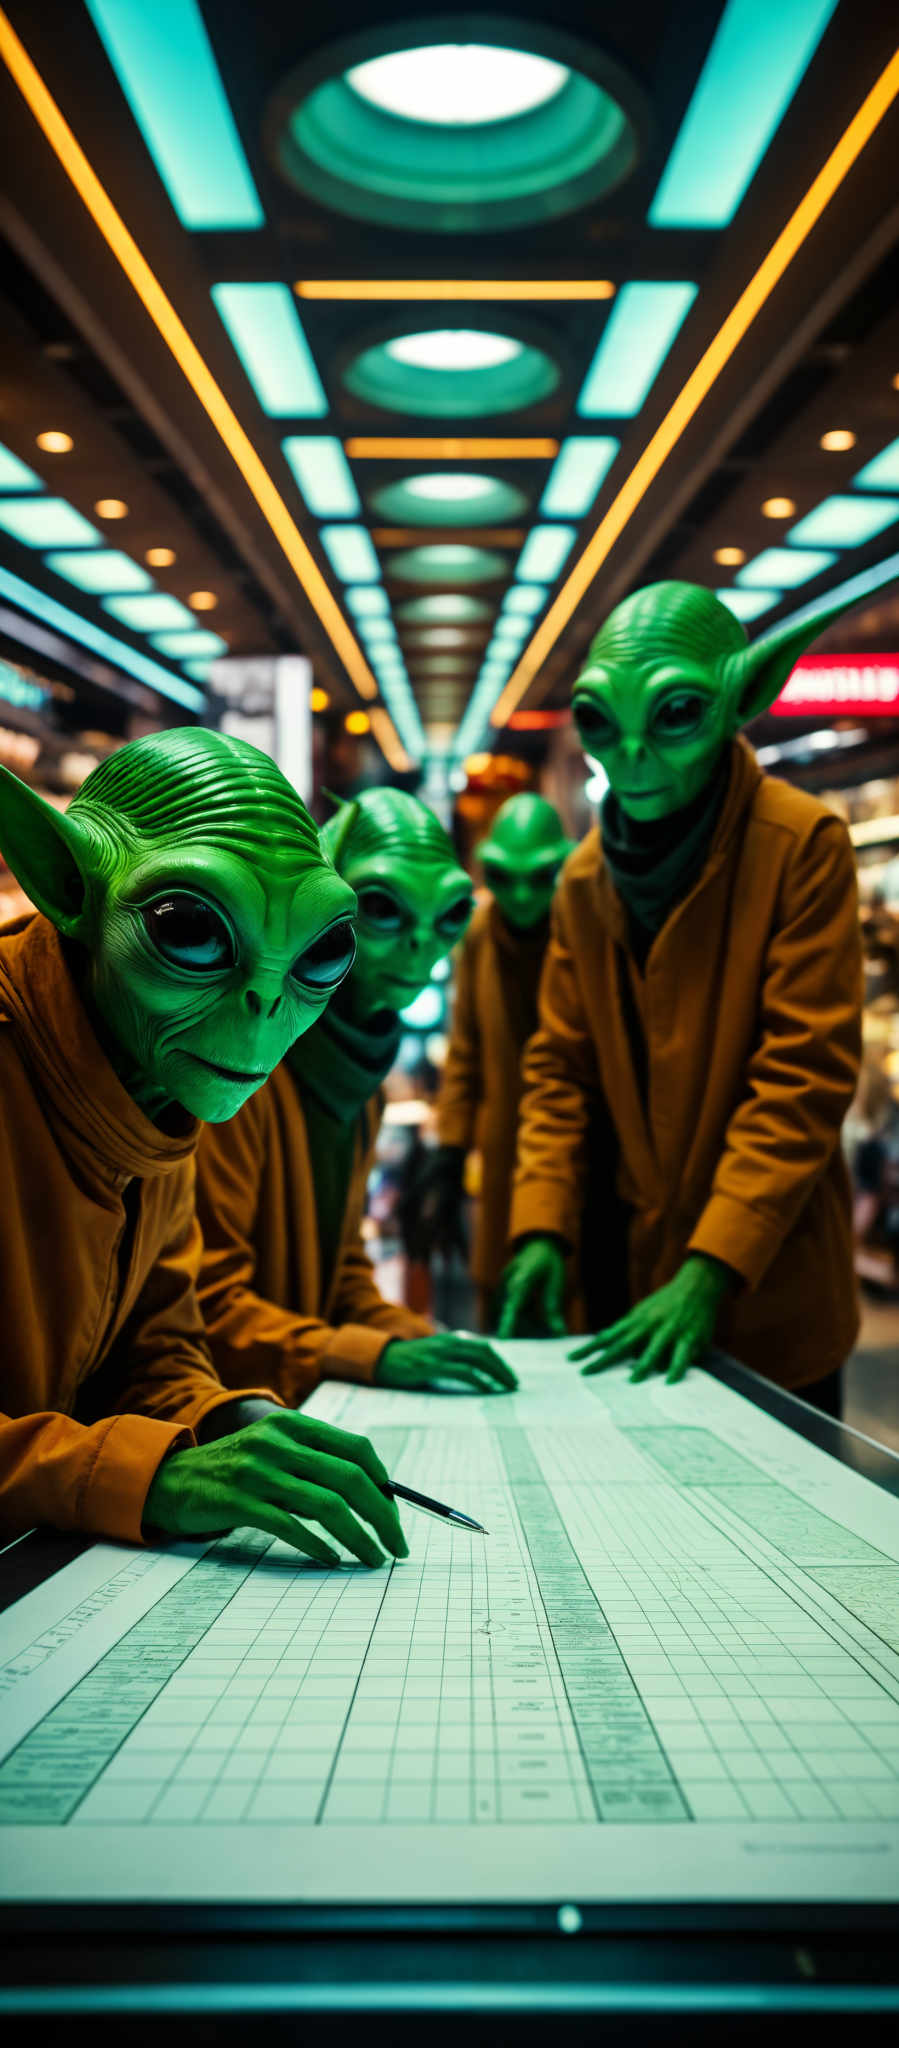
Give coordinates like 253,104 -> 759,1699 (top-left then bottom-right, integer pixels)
772,654 -> 899,717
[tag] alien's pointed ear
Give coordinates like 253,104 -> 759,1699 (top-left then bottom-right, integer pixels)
0,764 -> 95,935
722,589 -> 863,725
326,799 -> 360,871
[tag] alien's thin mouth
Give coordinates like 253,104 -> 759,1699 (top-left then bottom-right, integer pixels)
180,1049 -> 267,1083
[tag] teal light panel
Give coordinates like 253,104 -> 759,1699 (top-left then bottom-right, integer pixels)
539,436 -> 619,516
501,585 -> 546,616
0,443 -> 42,491
716,587 -> 780,622
0,565 -> 204,710
515,525 -> 577,581
150,629 -> 228,658
736,546 -> 837,588
45,550 -> 152,594
649,0 -> 838,228
282,437 -> 360,516
346,585 -> 389,618
854,436 -> 899,492
85,0 -> 263,229
212,285 -> 327,416
577,283 -> 698,417
771,547 -> 899,635
359,617 -> 398,645
0,498 -> 101,548
787,494 -> 899,548
104,592 -> 196,632
320,524 -> 380,582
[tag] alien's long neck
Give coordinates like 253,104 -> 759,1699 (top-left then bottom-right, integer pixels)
67,944 -> 177,1124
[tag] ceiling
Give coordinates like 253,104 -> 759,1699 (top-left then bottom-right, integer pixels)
1,0 -> 898,777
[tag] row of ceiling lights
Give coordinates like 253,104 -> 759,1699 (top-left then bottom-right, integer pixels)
710,386 -> 899,576
25,431 -> 217,609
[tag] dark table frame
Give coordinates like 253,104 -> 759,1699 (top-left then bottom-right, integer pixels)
2,1354 -> 898,2036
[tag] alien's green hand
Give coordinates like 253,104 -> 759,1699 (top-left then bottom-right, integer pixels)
495,1237 -> 568,1338
375,1334 -> 518,1394
143,1411 -> 408,1568
570,1255 -> 733,1385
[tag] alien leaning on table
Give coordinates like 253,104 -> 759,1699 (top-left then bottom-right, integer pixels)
497,578 -> 864,1416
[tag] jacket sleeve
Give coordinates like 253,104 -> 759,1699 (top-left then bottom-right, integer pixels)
194,1102 -> 404,1404
507,891 -> 603,1249
435,933 -> 481,1150
0,1161 -> 275,1549
688,816 -> 863,1287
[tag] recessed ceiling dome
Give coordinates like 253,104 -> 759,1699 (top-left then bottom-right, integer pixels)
267,25 -> 645,233
343,328 -> 559,417
371,471 -> 528,526
389,544 -> 508,584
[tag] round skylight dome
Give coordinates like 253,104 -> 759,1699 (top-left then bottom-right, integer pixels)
385,332 -> 522,373
345,46 -> 569,126
405,474 -> 496,501
390,544 -> 508,585
267,26 -> 646,233
371,471 -> 529,527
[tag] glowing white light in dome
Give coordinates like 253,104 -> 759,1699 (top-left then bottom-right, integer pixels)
385,330 -> 523,372
405,473 -> 497,501
346,46 -> 570,127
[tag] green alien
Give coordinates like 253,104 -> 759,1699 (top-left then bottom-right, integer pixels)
0,728 -> 406,1566
498,581 -> 864,1405
414,792 -> 572,1326
196,787 -> 516,1397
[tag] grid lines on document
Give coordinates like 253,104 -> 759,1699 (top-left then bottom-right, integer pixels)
549,1433 -> 899,1824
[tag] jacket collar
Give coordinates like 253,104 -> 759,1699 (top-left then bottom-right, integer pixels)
0,913 -> 199,1189
595,736 -> 763,946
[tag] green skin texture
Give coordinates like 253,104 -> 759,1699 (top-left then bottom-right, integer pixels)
301,790 -> 516,1398
497,578 -> 860,1383
0,729 -> 407,1567
477,791 -> 572,933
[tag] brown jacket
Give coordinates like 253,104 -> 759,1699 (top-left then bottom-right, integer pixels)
437,900 -> 547,1291
196,1063 -> 431,1402
0,915 -> 272,1544
509,740 -> 863,1387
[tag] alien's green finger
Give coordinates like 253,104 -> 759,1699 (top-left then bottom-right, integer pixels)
225,1493 -> 341,1565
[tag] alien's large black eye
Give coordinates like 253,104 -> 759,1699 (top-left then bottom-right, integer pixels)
291,918 -> 357,989
142,894 -> 235,971
357,887 -> 405,934
652,691 -> 708,738
573,696 -> 618,748
480,859 -> 504,890
436,892 -> 474,939
530,860 -> 563,889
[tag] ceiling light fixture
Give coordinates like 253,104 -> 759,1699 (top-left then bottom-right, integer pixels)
715,588 -> 781,621
786,494 -> 899,548
35,430 -> 73,453
104,592 -> 197,632
0,439 -> 42,490
44,548 -> 152,594
515,525 -> 577,582
0,562 -> 204,710
212,283 -> 327,417
145,545 -> 176,567
345,438 -> 558,460
188,589 -> 218,611
94,498 -> 128,519
281,435 -> 360,517
385,330 -> 522,372
346,46 -> 569,127
819,429 -> 856,451
310,686 -> 330,712
344,710 -> 370,734
151,628 -> 228,659
486,42 -> 899,731
405,474 -> 496,502
296,280 -> 617,301
761,497 -> 796,518
539,437 -> 619,517
713,545 -> 746,566
853,434 -> 899,491
577,282 -> 698,417
0,496 -> 100,548
736,546 -> 837,587
0,19 -> 390,724
320,524 -> 380,583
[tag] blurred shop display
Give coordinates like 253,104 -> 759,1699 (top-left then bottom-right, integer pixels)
208,653 -> 312,799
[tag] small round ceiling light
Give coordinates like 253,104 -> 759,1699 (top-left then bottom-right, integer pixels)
188,590 -> 218,611
819,429 -> 857,452
713,545 -> 746,566
36,430 -> 73,453
344,328 -> 558,417
310,686 -> 330,711
95,498 -> 129,519
371,471 -> 528,526
145,546 -> 176,567
267,26 -> 646,234
761,496 -> 796,519
389,543 -> 507,585
345,709 -> 371,734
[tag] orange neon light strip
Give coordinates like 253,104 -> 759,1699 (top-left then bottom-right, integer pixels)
491,43 -> 899,728
297,279 -> 616,301
346,438 -> 558,461
0,10 -> 403,735
372,527 -> 525,548
369,707 -> 413,772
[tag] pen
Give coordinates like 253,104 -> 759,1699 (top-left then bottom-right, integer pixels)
382,1479 -> 488,1535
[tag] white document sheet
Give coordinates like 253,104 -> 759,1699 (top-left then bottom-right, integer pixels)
2,1345 -> 899,1903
